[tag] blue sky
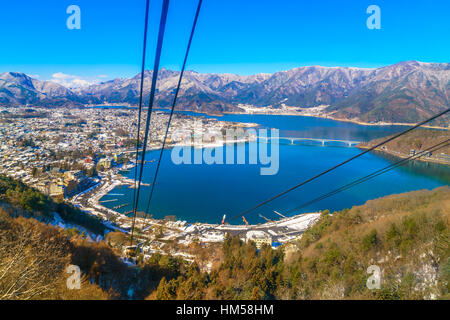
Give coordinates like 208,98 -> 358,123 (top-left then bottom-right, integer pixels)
0,0 -> 448,86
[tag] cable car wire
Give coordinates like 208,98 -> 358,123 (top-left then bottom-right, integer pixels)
130,0 -> 170,246
141,0 -> 203,230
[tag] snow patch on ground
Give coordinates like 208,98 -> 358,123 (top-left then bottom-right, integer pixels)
49,212 -> 104,241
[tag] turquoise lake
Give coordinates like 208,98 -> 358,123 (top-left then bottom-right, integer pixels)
101,113 -> 450,224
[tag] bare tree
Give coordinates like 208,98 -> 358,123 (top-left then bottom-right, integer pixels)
0,213 -> 69,300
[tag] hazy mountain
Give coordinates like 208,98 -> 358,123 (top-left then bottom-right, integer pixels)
0,72 -> 82,108
1,61 -> 448,124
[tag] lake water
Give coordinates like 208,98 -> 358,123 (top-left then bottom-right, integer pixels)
101,113 -> 450,224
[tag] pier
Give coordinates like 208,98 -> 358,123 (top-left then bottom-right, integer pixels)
99,199 -> 118,203
113,203 -> 130,209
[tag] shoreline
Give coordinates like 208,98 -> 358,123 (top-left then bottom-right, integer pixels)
163,106 -> 450,130
73,173 -> 321,245
83,104 -> 449,130
74,104 -> 448,236
73,135 -> 261,226
357,145 -> 450,166
322,115 -> 449,130
221,110 -> 450,130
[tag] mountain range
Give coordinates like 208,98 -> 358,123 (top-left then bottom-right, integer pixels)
1,61 -> 449,125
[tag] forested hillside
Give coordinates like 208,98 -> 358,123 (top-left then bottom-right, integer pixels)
0,174 -> 448,300
0,174 -> 188,299
151,187 -> 450,300
0,175 -> 105,234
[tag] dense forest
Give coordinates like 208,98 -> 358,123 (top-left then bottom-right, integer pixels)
0,173 -> 448,300
151,187 -> 449,300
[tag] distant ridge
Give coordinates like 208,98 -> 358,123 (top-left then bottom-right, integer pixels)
1,61 -> 449,125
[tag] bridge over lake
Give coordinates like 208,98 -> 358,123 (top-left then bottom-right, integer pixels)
259,136 -> 361,147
